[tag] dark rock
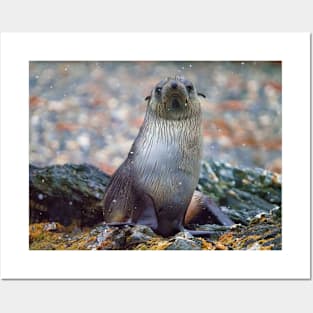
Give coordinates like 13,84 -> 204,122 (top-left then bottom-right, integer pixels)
165,237 -> 201,250
126,225 -> 156,247
29,163 -> 110,226
198,161 -> 281,225
29,161 -> 281,250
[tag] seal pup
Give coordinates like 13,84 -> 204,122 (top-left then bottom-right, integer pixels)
103,77 -> 233,237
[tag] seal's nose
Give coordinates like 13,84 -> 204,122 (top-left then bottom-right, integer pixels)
171,81 -> 178,89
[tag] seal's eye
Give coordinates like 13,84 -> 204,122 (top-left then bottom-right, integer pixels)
186,85 -> 194,93
155,87 -> 162,95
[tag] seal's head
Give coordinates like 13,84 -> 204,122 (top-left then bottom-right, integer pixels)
145,76 -> 205,120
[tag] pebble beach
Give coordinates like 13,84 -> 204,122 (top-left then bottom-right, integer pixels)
29,61 -> 282,174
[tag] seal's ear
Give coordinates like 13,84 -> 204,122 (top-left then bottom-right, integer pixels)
197,92 -> 206,98
145,95 -> 151,101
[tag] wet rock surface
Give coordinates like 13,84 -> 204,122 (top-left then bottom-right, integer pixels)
198,161 -> 281,225
29,161 -> 281,250
30,163 -> 110,226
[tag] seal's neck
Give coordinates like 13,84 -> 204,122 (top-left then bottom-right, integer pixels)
137,108 -> 202,152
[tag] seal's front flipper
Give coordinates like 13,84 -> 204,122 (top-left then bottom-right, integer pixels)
104,221 -> 135,227
103,160 -> 135,223
184,191 -> 234,227
184,230 -> 215,238
132,191 -> 158,230
103,160 -> 159,231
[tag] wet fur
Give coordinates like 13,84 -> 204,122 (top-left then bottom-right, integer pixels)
103,77 -> 232,237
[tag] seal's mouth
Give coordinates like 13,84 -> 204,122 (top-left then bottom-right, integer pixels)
169,93 -> 187,110
171,97 -> 181,109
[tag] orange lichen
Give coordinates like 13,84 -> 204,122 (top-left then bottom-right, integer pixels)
218,233 -> 234,245
215,243 -> 228,250
201,239 -> 214,250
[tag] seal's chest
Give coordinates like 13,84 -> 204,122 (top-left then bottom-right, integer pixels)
145,141 -> 181,169
135,136 -> 198,191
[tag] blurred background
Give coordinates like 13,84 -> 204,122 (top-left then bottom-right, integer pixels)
29,61 -> 282,174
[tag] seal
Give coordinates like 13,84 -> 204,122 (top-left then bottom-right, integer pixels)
103,77 -> 233,237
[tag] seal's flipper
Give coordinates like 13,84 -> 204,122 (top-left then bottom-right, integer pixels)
132,191 -> 158,230
104,221 -> 135,227
103,161 -> 159,230
202,196 -> 234,226
184,191 -> 234,226
184,230 -> 215,238
103,161 -> 135,223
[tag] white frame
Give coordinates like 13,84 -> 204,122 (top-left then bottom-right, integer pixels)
0,33 -> 311,279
